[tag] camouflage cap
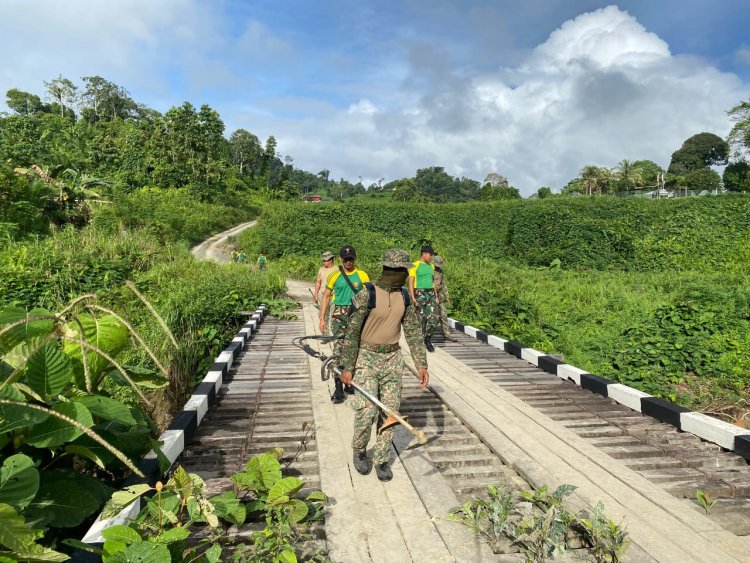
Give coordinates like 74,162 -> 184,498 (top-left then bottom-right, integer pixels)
382,248 -> 411,269
321,251 -> 335,261
433,255 -> 445,269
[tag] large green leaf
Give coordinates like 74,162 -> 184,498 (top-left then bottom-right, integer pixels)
26,402 -> 94,448
0,454 -> 39,511
101,484 -> 151,520
0,386 -> 48,433
150,527 -> 190,544
234,452 -> 282,493
203,544 -> 222,563
275,548 -> 298,563
3,335 -> 50,372
12,541 -> 70,561
105,542 -> 170,563
64,445 -> 105,469
0,307 -> 54,357
25,343 -> 72,397
209,492 -> 246,526
287,499 -> 309,524
72,395 -> 136,426
63,314 -> 129,381
101,524 -> 141,545
24,472 -> 100,528
267,477 -> 304,504
0,503 -> 41,553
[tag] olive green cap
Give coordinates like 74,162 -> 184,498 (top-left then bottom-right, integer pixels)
382,248 -> 411,269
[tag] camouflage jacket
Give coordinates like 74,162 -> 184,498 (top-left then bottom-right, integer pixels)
434,271 -> 450,301
339,285 -> 428,371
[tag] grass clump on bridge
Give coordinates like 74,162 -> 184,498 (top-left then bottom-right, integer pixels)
242,197 -> 750,421
94,449 -> 327,563
450,482 -> 629,562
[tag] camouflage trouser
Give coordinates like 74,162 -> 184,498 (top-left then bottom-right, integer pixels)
330,305 -> 352,360
351,349 -> 403,464
438,300 -> 451,337
415,289 -> 439,339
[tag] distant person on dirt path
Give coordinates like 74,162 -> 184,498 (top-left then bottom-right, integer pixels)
230,249 -> 239,263
433,255 -> 455,341
409,245 -> 439,352
314,251 -> 337,307
339,248 -> 429,482
238,249 -> 248,264
319,244 -> 369,403
257,252 -> 267,270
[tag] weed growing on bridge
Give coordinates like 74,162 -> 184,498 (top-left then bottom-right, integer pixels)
450,482 -> 629,562
94,449 -> 328,563
695,489 -> 716,514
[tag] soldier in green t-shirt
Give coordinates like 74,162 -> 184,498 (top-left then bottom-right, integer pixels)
408,245 -> 440,352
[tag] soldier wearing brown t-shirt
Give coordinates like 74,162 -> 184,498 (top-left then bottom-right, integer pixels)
313,251 -> 337,307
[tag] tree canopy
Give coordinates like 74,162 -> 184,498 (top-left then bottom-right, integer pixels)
667,132 -> 729,176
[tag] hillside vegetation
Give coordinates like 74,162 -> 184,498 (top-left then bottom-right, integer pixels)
241,197 -> 750,421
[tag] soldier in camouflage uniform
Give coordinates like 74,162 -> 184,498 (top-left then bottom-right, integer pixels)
319,245 -> 369,402
433,255 -> 455,341
408,245 -> 440,352
340,249 -> 430,481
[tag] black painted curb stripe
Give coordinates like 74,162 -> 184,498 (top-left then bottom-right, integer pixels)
445,316 -> 750,461
641,397 -> 690,428
79,305 -> 268,550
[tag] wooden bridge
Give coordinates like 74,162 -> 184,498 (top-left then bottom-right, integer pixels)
81,279 -> 750,561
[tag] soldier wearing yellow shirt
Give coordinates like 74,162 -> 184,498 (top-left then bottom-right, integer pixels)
319,244 -> 370,402
408,245 -> 440,352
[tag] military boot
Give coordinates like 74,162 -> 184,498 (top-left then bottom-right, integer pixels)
424,336 -> 435,352
353,450 -> 372,475
375,462 -> 393,481
331,378 -> 345,403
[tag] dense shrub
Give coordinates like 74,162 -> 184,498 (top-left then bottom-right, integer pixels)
0,225 -> 168,308
245,196 -> 750,273
92,187 -> 259,245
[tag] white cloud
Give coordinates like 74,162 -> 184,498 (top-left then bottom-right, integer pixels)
256,5 -> 746,194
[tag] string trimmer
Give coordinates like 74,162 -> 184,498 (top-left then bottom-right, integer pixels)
292,335 -> 427,445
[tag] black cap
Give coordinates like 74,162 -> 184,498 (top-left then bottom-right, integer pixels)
339,244 -> 356,259
420,245 -> 434,255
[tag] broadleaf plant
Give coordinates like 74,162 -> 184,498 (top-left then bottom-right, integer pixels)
0,289 -> 175,559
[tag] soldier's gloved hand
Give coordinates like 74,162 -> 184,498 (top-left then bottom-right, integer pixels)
341,370 -> 354,386
418,368 -> 429,388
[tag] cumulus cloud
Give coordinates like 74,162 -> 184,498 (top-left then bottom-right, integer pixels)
257,6 -> 746,193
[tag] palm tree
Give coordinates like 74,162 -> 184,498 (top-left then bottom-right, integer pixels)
579,165 -> 615,195
580,166 -> 599,195
615,159 -> 643,190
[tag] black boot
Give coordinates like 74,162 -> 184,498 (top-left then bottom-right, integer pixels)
353,450 -> 372,475
331,378 -> 345,403
375,462 -> 393,481
424,336 -> 434,352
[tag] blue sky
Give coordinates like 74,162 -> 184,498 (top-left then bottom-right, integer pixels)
1,1 -> 749,193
